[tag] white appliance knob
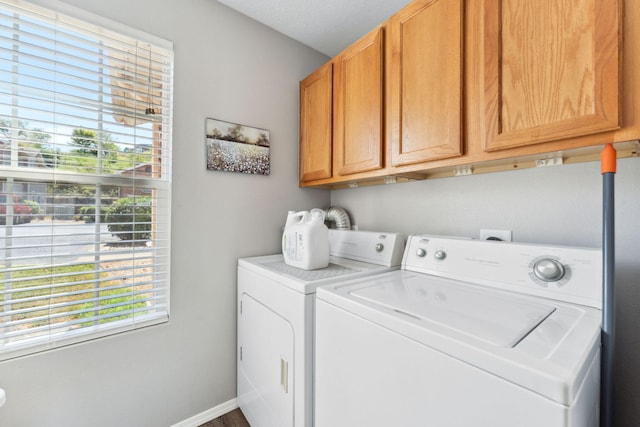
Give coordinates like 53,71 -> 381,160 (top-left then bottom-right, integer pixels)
375,243 -> 384,252
416,248 -> 427,257
533,258 -> 565,282
434,250 -> 446,260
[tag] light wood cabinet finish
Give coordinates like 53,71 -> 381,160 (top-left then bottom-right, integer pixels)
299,62 -> 333,183
299,0 -> 636,189
388,0 -> 463,167
480,0 -> 621,151
333,27 -> 385,177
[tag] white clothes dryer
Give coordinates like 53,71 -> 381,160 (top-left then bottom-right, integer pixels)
237,229 -> 405,427
315,235 -> 602,427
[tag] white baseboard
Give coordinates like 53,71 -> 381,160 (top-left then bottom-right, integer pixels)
171,398 -> 239,427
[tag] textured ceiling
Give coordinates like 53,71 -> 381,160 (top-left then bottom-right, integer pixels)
216,0 -> 413,57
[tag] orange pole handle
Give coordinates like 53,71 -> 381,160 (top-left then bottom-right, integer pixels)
601,143 -> 617,174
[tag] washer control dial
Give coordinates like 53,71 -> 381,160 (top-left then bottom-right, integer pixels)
434,250 -> 447,260
416,248 -> 427,257
375,243 -> 384,253
533,258 -> 566,282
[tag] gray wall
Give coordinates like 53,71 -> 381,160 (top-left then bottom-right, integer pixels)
332,156 -> 640,424
0,0 -> 329,426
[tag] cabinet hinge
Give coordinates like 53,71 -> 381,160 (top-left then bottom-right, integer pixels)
535,157 -> 563,168
453,166 -> 473,176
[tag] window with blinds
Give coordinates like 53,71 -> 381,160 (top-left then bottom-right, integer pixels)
0,0 -> 172,359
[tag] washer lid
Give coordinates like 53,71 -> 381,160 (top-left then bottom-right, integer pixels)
350,274 -> 556,347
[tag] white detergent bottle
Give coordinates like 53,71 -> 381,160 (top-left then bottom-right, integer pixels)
282,210 -> 308,267
282,209 -> 329,270
306,208 -> 329,269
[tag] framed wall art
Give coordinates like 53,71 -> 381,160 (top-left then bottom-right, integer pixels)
205,118 -> 270,175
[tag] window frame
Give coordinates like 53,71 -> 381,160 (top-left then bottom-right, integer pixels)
0,0 -> 173,360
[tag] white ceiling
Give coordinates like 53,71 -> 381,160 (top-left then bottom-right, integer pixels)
216,0 -> 413,57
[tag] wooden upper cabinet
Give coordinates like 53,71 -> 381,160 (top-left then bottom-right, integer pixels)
333,27 -> 385,177
388,0 -> 463,168
299,62 -> 333,184
481,0 -> 621,152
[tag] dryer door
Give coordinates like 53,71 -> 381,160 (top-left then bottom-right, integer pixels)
238,293 -> 294,427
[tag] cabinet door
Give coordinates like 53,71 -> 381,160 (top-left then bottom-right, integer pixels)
388,0 -> 463,167
299,62 -> 332,183
333,27 -> 385,176
481,0 -> 620,151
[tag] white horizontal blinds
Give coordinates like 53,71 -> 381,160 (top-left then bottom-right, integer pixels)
0,2 -> 172,176
0,0 -> 172,358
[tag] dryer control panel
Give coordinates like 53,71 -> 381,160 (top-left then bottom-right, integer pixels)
329,230 -> 405,267
402,235 -> 602,309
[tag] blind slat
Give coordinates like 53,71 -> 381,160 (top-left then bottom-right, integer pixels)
4,305 -> 169,340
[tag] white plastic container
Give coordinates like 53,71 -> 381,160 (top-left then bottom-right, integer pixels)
282,209 -> 329,270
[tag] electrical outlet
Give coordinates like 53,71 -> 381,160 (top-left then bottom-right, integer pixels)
480,229 -> 512,242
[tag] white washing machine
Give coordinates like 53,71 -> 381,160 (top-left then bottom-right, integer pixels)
237,229 -> 405,427
315,234 -> 602,427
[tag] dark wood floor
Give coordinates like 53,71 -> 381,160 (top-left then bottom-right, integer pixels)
198,408 -> 250,427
